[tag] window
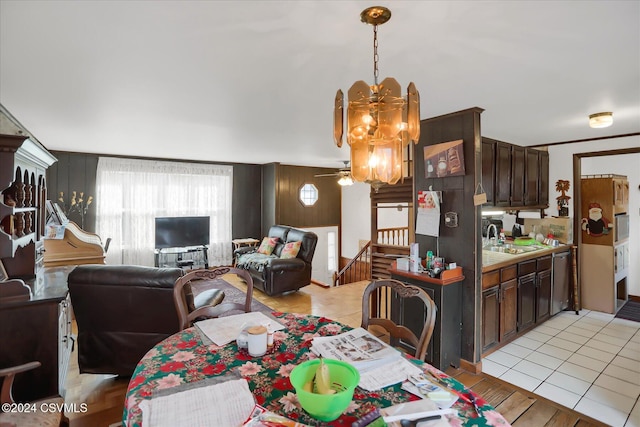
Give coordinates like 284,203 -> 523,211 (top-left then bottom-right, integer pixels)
299,183 -> 318,206
95,157 -> 233,266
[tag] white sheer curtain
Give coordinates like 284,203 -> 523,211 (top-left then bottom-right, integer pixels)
95,157 -> 233,266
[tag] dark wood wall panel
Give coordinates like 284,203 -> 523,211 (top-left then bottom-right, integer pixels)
49,152 -> 99,232
414,108 -> 483,364
231,163 -> 262,240
262,163 -> 276,236
275,164 -> 341,229
47,152 -> 262,240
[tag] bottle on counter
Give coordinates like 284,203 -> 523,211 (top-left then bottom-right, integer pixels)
426,251 -> 433,269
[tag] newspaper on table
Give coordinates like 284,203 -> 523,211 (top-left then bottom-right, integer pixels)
195,312 -> 285,346
139,375 -> 256,427
310,327 -> 402,373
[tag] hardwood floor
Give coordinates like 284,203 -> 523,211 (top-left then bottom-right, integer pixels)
63,279 -> 607,426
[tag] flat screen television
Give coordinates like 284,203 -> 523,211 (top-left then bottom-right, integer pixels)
155,216 -> 210,249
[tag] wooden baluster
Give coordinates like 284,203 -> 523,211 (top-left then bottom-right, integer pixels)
15,212 -> 25,237
24,211 -> 32,234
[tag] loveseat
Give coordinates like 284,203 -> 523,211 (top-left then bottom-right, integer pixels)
234,225 -> 317,296
67,265 -> 184,376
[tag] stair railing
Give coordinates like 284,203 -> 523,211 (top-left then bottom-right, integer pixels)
333,240 -> 371,287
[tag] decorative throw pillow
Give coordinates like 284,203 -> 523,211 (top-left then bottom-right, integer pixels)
257,237 -> 278,255
280,241 -> 301,259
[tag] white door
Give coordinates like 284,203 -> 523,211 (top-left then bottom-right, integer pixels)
305,226 -> 338,286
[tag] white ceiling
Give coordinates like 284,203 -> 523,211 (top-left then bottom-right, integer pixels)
1,1 -> 638,170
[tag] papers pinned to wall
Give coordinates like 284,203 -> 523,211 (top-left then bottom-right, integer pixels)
416,190 -> 440,237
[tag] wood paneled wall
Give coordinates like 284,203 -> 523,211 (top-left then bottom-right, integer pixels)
262,163 -> 341,233
48,152 -> 99,232
414,108 -> 484,364
47,151 -> 263,240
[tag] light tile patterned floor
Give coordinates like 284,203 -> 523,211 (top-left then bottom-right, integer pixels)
482,309 -> 640,427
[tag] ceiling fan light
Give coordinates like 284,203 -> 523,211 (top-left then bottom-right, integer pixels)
338,175 -> 354,186
589,112 -> 613,128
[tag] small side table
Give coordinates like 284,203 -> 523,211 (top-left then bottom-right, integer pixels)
232,238 -> 260,251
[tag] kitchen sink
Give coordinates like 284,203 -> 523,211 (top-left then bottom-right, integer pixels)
483,243 -> 546,255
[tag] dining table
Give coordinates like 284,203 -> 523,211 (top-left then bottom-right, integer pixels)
123,312 -> 511,426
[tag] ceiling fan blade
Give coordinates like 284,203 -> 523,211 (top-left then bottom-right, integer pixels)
314,173 -> 340,177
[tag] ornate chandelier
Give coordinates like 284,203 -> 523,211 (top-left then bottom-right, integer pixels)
334,6 -> 420,187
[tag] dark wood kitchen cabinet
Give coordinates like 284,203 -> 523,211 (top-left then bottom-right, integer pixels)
539,151 -> 549,207
525,148 -> 540,205
494,141 -> 512,206
482,286 -> 499,352
517,259 -> 537,332
481,137 -> 549,209
390,268 -> 463,370
481,139 -> 496,206
482,265 -> 517,353
536,256 -> 552,323
510,145 -> 525,206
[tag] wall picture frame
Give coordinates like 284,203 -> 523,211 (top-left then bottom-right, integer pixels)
424,139 -> 465,178
0,259 -> 8,282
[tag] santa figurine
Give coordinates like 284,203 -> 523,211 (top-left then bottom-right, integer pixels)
581,202 -> 612,236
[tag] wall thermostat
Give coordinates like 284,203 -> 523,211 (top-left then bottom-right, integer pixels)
444,212 -> 458,227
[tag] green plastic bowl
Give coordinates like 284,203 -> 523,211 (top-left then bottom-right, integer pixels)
290,359 -> 360,422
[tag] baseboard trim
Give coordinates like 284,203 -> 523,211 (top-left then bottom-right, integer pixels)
629,295 -> 640,303
459,358 -> 482,374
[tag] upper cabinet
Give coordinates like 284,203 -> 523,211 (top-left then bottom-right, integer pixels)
481,137 -> 549,210
481,139 -> 496,206
510,145 -> 525,206
494,141 -> 512,206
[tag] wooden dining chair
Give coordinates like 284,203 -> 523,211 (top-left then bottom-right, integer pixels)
173,267 -> 254,330
0,361 -> 68,427
361,279 -> 437,361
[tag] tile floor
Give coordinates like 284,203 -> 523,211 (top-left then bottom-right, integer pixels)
482,309 -> 640,427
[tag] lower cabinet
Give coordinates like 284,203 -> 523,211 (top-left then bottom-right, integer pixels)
390,272 -> 462,370
535,256 -> 552,323
0,292 -> 72,402
500,278 -> 518,342
482,265 -> 517,353
482,287 -> 499,352
483,253 -> 562,354
517,270 -> 536,332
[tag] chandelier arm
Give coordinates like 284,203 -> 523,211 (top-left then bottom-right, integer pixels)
373,24 -> 379,86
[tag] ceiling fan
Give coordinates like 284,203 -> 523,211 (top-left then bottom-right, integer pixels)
314,161 -> 353,186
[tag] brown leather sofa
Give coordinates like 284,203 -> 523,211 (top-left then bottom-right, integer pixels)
67,264 -> 184,377
234,225 -> 318,296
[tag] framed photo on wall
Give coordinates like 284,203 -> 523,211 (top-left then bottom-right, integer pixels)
0,259 -> 8,282
424,139 -> 465,178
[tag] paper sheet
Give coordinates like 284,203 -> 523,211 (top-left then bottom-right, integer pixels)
139,377 -> 255,427
195,311 -> 285,346
358,357 -> 424,391
381,400 -> 456,426
416,191 -> 440,237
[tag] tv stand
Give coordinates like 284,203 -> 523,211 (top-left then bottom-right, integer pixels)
154,246 -> 209,270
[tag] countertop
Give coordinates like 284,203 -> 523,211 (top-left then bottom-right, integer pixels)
482,244 -> 572,273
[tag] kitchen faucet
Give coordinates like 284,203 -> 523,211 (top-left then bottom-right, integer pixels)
486,224 -> 498,246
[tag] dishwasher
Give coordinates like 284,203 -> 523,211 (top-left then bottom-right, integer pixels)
552,250 -> 571,315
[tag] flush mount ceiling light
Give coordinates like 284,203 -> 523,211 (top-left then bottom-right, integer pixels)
589,112 -> 613,128
333,6 -> 420,188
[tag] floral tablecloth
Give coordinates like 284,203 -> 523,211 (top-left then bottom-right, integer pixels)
123,312 -> 510,426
